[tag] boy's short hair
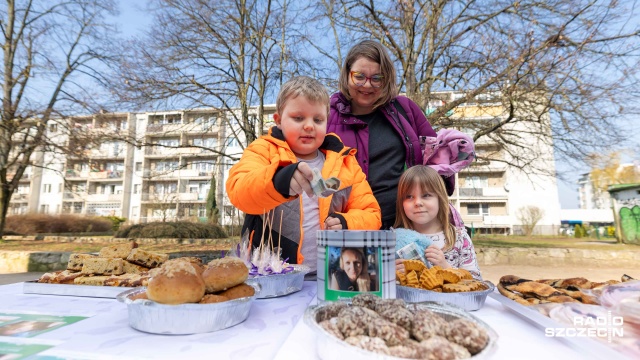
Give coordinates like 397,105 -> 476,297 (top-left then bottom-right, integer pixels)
276,76 -> 330,115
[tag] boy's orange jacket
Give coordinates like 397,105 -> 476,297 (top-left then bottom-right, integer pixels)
226,126 -> 381,265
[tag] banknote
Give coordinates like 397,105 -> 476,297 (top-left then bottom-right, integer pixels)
310,168 -> 341,198
396,242 -> 431,269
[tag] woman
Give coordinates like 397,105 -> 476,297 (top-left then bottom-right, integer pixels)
328,40 -> 436,229
329,247 -> 372,292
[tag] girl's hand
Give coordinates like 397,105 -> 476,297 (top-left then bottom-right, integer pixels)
324,216 -> 342,230
395,259 -> 405,273
424,245 -> 451,269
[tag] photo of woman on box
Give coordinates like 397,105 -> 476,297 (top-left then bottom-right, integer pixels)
330,247 -> 376,292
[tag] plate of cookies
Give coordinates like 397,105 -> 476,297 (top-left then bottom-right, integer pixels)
395,260 -> 493,311
24,242 -> 167,298
305,294 -> 498,360
117,257 -> 258,334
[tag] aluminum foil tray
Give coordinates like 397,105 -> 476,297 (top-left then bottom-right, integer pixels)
248,264 -> 310,299
396,281 -> 495,311
117,284 -> 258,335
304,301 -> 498,360
23,280 -> 135,298
489,292 -> 625,359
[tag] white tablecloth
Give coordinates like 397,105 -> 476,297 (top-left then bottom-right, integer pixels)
0,282 -> 629,360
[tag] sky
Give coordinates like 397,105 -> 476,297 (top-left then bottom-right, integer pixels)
113,1 -> 628,210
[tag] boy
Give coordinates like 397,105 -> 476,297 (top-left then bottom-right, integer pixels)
226,76 -> 381,273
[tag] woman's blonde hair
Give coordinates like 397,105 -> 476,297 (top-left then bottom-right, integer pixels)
339,247 -> 371,292
394,166 -> 455,251
338,40 -> 398,110
276,76 -> 330,115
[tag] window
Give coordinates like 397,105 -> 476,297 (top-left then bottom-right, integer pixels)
225,137 -> 239,148
135,162 -> 142,172
466,176 -> 488,189
133,184 -> 141,194
49,123 -> 58,133
40,204 -> 49,213
44,184 -> 52,193
467,203 -> 490,216
132,206 -> 139,217
198,205 -> 206,218
58,184 -> 63,193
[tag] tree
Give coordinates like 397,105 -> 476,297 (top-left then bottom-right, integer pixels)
0,0 -> 118,235
516,205 -> 545,236
206,174 -> 218,225
309,0 -> 640,176
587,150 -> 640,192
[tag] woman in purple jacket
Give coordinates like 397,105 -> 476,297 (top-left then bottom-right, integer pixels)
328,40 -> 436,229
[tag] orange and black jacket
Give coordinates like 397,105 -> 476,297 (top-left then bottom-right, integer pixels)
226,126 -> 381,265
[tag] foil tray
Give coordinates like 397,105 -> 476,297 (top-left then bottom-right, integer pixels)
248,264 -> 310,299
489,292 -> 626,359
23,280 -> 135,298
396,281 -> 495,311
304,301 -> 498,360
117,284 -> 258,335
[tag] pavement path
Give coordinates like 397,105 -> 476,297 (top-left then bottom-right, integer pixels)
1,265 -> 637,286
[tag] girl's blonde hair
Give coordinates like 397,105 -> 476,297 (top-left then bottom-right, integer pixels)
394,166 -> 456,251
338,40 -> 398,110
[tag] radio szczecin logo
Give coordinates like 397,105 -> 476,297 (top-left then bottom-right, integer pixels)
545,311 -> 624,342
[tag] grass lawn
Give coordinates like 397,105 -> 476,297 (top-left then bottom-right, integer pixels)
0,239 -> 235,253
472,235 -> 637,251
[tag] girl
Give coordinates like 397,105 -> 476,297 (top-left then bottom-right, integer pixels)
394,166 -> 482,280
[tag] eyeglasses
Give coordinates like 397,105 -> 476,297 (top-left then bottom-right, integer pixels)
350,71 -> 384,88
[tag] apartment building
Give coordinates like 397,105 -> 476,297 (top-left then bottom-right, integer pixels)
431,92 -> 562,235
9,96 -> 561,233
9,107 -> 275,227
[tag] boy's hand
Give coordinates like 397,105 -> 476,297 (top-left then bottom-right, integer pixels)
324,216 -> 342,230
395,259 -> 405,273
424,245 -> 451,269
289,162 -> 314,197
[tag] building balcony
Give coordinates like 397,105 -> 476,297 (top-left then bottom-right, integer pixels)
141,192 -> 204,202
86,193 -> 122,202
86,149 -> 125,159
145,123 -> 184,134
66,170 -> 89,179
458,187 -> 508,199
63,192 -> 87,201
11,193 -> 29,202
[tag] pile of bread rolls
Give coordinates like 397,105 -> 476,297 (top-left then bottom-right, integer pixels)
143,257 -> 254,305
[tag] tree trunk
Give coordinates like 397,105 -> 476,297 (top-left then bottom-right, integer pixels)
0,187 -> 13,237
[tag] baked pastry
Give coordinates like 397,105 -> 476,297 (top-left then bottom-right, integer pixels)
38,270 -> 83,284
99,242 -> 137,259
74,275 -> 111,286
126,248 -> 168,268
202,257 -> 248,293
163,257 -> 204,275
104,273 -> 149,287
81,257 -> 124,275
122,260 -> 150,274
67,253 -> 97,271
445,318 -> 489,355
199,294 -> 229,304
146,260 -> 205,305
217,283 -> 255,300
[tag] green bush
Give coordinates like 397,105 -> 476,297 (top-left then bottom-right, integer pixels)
114,221 -> 227,239
5,214 -> 112,234
102,216 -> 127,231
573,224 -> 583,238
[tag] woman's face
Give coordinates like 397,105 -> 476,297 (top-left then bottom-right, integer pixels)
348,57 -> 383,115
341,249 -> 363,282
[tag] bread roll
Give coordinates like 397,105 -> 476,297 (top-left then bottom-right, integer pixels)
202,258 -> 248,293
163,257 -> 204,275
218,283 -> 255,300
147,261 -> 205,304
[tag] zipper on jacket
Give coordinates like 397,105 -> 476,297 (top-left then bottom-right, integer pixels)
388,101 -> 415,166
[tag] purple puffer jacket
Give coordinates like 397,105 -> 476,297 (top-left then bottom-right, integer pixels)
328,92 -> 436,176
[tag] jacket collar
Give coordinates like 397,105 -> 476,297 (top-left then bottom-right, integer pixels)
268,126 -> 348,155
